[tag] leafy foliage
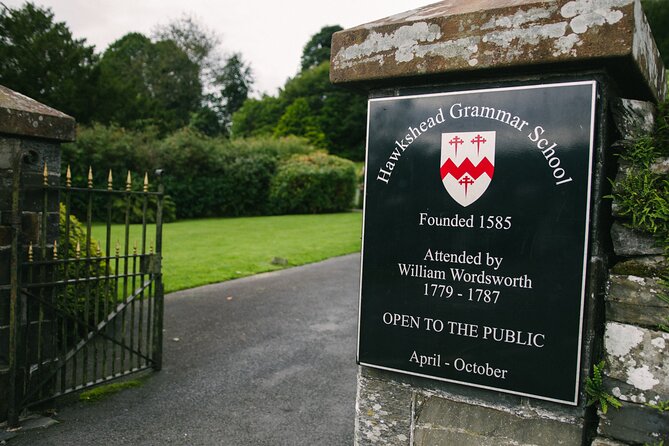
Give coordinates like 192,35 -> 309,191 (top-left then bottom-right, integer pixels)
613,169 -> 669,237
300,24 -> 342,71
152,13 -> 221,86
611,96 -> 669,334
57,204 -> 115,329
231,95 -> 286,137
62,124 -> 321,219
217,53 -> 253,118
274,97 -> 327,148
269,152 -> 356,214
647,399 -> 669,412
0,2 -> 98,122
585,360 -> 622,414
96,33 -> 202,133
231,61 -> 367,160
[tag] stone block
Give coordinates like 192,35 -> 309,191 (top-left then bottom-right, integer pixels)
604,322 -> 669,401
651,157 -> 669,176
356,366 -> 587,445
611,256 -> 667,277
0,85 -> 75,141
20,213 -> 39,246
610,98 -> 655,140
356,367 -> 414,445
331,0 -> 666,101
610,222 -> 663,256
0,175 -> 14,212
0,226 -> 10,247
606,274 -> 669,327
598,401 -> 669,445
590,437 -> 628,446
413,396 -> 584,446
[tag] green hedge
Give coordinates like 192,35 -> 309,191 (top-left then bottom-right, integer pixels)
269,152 -> 356,214
62,125 -> 318,219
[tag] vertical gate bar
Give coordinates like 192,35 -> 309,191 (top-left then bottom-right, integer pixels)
93,243 -> 101,383
130,241 -> 137,368
146,242 -> 153,366
102,170 -> 113,378
50,241 -> 59,397
8,152 -> 23,427
35,163 -> 49,400
152,171 -> 164,371
61,171 -> 71,395
71,241 -> 80,388
138,174 -> 148,367
121,172 -> 131,372
112,241 -> 119,377
82,167 -> 93,386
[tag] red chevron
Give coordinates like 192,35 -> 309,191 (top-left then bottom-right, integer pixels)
440,157 -> 494,181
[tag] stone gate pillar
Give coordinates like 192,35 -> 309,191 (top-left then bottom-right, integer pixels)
0,85 -> 75,422
331,1 -> 665,445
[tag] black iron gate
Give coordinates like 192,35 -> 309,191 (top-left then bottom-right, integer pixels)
6,160 -> 164,426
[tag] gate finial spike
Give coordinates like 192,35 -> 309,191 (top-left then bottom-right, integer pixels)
28,242 -> 33,262
53,240 -> 58,260
149,241 -> 154,255
96,242 -> 102,257
43,162 -> 48,186
126,171 -> 132,191
66,165 -> 72,188
108,169 -> 113,191
143,172 -> 149,192
75,241 -> 81,259
115,240 -> 120,257
88,166 -> 93,188
133,240 -> 137,255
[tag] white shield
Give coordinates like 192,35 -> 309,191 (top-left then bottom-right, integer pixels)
440,131 -> 496,207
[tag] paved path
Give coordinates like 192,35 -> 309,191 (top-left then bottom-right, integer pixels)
9,254 -> 360,445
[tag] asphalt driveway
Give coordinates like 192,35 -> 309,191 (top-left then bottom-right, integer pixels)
8,253 -> 361,445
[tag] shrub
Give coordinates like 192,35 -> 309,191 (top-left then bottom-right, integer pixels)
57,204 -> 116,332
61,124 -> 160,220
157,131 -> 317,218
111,193 -> 177,224
268,152 -> 356,214
62,124 -> 322,219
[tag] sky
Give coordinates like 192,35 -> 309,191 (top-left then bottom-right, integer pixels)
3,0 -> 431,96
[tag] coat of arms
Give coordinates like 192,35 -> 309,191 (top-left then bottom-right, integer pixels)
440,131 -> 495,207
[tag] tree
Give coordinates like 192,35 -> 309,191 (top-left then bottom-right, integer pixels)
96,33 -> 202,133
274,98 -> 326,148
300,25 -> 342,72
218,53 -> 253,117
0,2 -> 98,121
231,61 -> 366,159
231,25 -> 366,159
642,0 -> 669,66
230,95 -> 285,137
152,14 -> 222,91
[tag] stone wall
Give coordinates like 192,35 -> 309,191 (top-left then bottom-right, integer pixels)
594,98 -> 669,445
0,85 -> 74,423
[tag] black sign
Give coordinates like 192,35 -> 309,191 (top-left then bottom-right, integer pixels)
358,81 -> 597,405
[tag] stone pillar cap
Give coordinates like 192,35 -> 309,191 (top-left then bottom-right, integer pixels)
331,0 -> 666,102
0,85 -> 76,141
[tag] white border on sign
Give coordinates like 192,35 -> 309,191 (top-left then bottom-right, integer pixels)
356,80 -> 598,406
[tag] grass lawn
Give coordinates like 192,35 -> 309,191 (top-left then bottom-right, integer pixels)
92,212 -> 362,293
